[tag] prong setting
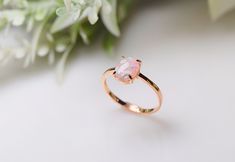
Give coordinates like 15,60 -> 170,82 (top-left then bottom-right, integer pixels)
114,57 -> 141,84
136,59 -> 142,63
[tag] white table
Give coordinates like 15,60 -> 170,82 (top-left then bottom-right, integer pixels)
0,1 -> 235,162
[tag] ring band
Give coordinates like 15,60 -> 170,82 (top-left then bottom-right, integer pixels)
102,57 -> 163,115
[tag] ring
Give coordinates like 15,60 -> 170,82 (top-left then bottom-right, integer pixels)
102,57 -> 163,115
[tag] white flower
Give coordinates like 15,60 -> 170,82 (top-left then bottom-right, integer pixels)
37,44 -> 50,57
55,43 -> 67,53
0,10 -> 26,26
14,48 -> 26,59
80,0 -> 102,24
0,46 -> 27,63
0,0 -> 127,82
52,0 -> 120,36
1,0 -> 28,8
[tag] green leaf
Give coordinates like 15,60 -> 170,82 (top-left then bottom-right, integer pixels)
0,18 -> 7,30
51,13 -> 77,33
34,8 -> 48,21
56,23 -> 78,83
79,26 -> 90,44
51,5 -> 81,33
56,7 -> 67,16
30,19 -> 47,63
103,33 -> 117,54
56,44 -> 74,84
208,0 -> 235,20
101,0 -> 120,37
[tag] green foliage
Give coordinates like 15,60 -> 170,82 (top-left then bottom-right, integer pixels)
208,0 -> 235,20
0,0 -> 134,81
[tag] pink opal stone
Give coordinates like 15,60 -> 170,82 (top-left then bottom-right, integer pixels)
115,57 -> 141,83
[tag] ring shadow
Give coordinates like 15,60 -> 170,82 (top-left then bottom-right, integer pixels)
106,108 -> 180,143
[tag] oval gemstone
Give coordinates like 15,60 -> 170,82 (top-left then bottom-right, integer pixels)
115,57 -> 141,83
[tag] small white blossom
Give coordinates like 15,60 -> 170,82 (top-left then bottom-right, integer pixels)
0,10 -> 26,26
52,0 -> 119,34
14,48 -> 26,59
55,43 -> 67,53
37,44 -> 50,57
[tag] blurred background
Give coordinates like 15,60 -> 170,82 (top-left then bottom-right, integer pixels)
0,0 -> 235,162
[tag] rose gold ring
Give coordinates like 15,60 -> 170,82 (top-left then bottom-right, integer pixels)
102,57 -> 163,115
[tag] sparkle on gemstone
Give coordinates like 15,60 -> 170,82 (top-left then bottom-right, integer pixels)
114,57 -> 141,83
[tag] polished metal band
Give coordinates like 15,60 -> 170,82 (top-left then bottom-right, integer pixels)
102,68 -> 163,115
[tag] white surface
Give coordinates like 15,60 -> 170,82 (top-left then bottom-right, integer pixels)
1,0 -> 235,162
